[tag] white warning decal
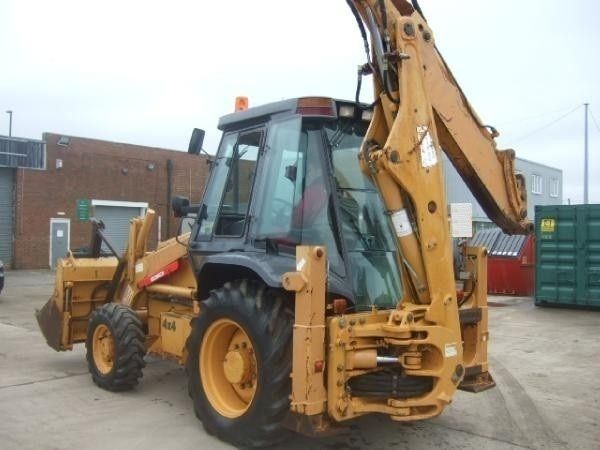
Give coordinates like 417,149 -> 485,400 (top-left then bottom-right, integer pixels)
417,125 -> 438,168
150,270 -> 166,283
391,209 -> 413,237
444,343 -> 458,358
450,203 -> 473,238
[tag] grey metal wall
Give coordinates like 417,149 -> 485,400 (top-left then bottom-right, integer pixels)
93,205 -> 142,255
516,158 -> 563,220
443,155 -> 563,224
0,168 -> 14,265
0,135 -> 46,169
443,156 -> 489,223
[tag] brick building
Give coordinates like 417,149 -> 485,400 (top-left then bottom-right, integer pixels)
4,133 -> 209,269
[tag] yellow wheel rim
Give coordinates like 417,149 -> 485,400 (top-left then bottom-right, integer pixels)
92,324 -> 115,375
200,318 -> 258,418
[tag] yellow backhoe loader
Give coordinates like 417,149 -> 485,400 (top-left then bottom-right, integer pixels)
36,1 -> 531,446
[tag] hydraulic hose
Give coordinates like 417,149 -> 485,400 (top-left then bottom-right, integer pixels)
412,0 -> 427,21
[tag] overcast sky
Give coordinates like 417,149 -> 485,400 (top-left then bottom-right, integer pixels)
1,0 -> 599,204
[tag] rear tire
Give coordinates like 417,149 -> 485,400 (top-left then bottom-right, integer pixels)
86,303 -> 146,391
186,279 -> 293,447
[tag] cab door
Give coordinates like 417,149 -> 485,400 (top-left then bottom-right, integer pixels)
194,128 -> 264,247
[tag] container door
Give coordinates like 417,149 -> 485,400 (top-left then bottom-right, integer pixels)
536,205 -> 600,307
536,207 -> 577,304
582,207 -> 600,306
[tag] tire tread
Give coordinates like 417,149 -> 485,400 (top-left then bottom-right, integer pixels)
86,303 -> 146,391
185,279 -> 293,447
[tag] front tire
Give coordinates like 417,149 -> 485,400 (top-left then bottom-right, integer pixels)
186,279 -> 293,447
86,303 -> 146,391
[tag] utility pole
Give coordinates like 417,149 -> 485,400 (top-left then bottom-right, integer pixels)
5,110 -> 12,137
584,103 -> 589,204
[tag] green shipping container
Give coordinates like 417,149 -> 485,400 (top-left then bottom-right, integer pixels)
535,205 -> 600,308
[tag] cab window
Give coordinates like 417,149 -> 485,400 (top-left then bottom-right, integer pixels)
197,133 -> 237,238
216,130 -> 262,236
255,118 -> 303,238
197,129 -> 263,238
254,119 -> 344,274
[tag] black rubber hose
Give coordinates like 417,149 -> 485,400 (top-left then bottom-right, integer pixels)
346,0 -> 371,61
412,0 -> 427,21
346,0 -> 393,104
355,68 -> 363,104
384,68 -> 400,105
377,0 -> 388,29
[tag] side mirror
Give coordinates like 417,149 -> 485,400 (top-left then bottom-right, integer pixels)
188,128 -> 206,155
172,196 -> 202,218
284,164 -> 297,182
172,196 -> 190,218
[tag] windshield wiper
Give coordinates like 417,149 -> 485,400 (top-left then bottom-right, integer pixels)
339,198 -> 371,250
326,122 -> 355,149
337,187 -> 373,193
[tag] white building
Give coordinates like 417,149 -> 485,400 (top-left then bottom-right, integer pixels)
443,155 -> 563,231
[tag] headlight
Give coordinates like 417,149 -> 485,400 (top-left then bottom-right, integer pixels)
338,105 -> 355,118
0,260 -> 4,269
361,110 -> 374,121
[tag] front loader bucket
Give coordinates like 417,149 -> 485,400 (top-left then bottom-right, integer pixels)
36,256 -> 119,352
36,295 -> 65,351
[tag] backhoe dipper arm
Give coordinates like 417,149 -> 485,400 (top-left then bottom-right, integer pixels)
422,30 -> 532,236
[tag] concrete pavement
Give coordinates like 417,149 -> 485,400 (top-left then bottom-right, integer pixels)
0,270 -> 598,449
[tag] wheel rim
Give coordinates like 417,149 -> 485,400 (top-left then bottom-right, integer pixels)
92,324 -> 115,375
200,318 -> 258,418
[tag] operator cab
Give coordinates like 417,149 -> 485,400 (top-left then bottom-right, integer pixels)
187,97 -> 402,310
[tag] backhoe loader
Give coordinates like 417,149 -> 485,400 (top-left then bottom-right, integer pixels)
36,0 -> 531,446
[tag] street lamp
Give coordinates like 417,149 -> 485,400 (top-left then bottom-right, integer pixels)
5,110 -> 12,137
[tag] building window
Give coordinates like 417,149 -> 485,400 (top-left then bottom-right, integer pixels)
57,136 -> 70,146
531,174 -> 543,195
550,178 -> 559,198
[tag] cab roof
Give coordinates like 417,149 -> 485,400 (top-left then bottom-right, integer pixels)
217,97 -> 371,131
218,98 -> 299,131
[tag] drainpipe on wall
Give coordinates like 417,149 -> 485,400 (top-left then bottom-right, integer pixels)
166,159 -> 173,238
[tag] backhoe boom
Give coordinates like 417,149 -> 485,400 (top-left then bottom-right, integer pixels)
352,0 -> 531,235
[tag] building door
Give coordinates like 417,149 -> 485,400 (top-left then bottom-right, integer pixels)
50,219 -> 70,269
92,201 -> 147,255
0,168 -> 14,267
